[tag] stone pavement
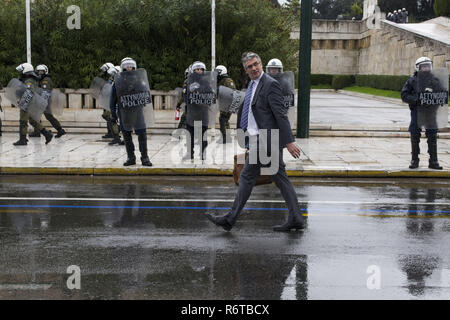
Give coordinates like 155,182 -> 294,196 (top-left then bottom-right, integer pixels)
0,91 -> 449,177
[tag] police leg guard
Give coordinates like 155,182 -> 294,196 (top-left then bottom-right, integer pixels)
14,120 -> 29,146
102,121 -> 114,139
29,118 -> 42,137
409,133 -> 420,169
426,133 -> 442,170
138,132 -> 152,166
45,113 -> 65,137
122,131 -> 136,166
41,128 -> 53,145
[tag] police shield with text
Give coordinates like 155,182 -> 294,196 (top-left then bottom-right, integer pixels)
401,57 -> 448,170
184,61 -> 217,160
7,63 -> 53,145
110,57 -> 155,166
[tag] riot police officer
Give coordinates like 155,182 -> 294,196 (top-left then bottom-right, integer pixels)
216,65 -> 236,143
110,57 -> 153,166
13,63 -> 53,146
401,57 -> 445,170
29,64 -> 66,138
184,61 -> 215,160
98,63 -> 123,144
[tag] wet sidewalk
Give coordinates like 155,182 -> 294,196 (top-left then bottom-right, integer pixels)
0,91 -> 449,178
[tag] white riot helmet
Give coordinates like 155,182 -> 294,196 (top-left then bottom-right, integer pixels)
100,62 -> 114,73
36,64 -> 49,75
266,58 -> 283,74
394,10 -> 397,14
191,61 -> 206,71
415,57 -> 432,72
114,66 -> 121,73
402,8 -> 406,11
120,57 -> 137,71
184,67 -> 190,78
107,66 -> 119,77
16,63 -> 34,74
215,65 -> 227,76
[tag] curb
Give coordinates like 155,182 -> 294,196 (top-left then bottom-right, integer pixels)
1,166 -> 449,178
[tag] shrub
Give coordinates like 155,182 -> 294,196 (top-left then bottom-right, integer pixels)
331,75 -> 355,90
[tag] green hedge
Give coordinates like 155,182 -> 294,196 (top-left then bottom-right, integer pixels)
331,75 -> 355,90
355,75 -> 410,91
311,74 -> 334,86
434,0 -> 450,17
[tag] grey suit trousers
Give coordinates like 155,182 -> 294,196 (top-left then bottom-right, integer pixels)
227,145 -> 302,225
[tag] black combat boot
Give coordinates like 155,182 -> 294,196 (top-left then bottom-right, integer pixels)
123,131 -> 136,166
55,128 -> 66,138
109,134 -> 123,146
427,134 -> 443,170
102,122 -> 114,139
138,133 -> 152,166
29,128 -> 41,137
41,129 -> 53,144
409,133 -> 420,169
13,135 -> 28,146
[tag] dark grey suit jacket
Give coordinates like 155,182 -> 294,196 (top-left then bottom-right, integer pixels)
237,73 -> 295,150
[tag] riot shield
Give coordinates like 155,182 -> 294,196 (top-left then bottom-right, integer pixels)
5,78 -> 47,122
114,68 -> 155,131
97,82 -> 113,110
218,85 -> 245,113
272,71 -> 295,109
417,68 -> 448,129
89,77 -> 107,100
185,71 -> 217,127
46,89 -> 65,116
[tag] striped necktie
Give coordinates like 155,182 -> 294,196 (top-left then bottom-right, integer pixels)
240,80 -> 255,131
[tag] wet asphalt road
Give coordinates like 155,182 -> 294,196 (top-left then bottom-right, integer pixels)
0,175 -> 449,300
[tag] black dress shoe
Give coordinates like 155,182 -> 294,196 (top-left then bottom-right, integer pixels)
409,159 -> 419,169
429,161 -> 443,170
205,213 -> 233,231
273,220 -> 305,232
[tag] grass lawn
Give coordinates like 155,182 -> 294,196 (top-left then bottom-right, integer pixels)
342,86 -> 402,99
311,84 -> 333,89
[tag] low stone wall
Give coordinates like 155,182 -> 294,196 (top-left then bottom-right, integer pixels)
0,89 -> 180,110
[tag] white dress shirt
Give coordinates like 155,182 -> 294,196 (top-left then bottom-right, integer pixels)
246,71 -> 264,136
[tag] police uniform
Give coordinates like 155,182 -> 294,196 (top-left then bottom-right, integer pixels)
99,73 -> 121,140
218,75 -> 236,143
401,71 -> 444,169
14,73 -> 53,145
30,74 -> 66,138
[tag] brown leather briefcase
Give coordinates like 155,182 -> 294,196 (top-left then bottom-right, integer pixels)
233,152 -> 273,186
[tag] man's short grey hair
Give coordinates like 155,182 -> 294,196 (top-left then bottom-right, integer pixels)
241,52 -> 262,67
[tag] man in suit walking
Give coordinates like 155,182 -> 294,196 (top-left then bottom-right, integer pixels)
205,52 -> 305,232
